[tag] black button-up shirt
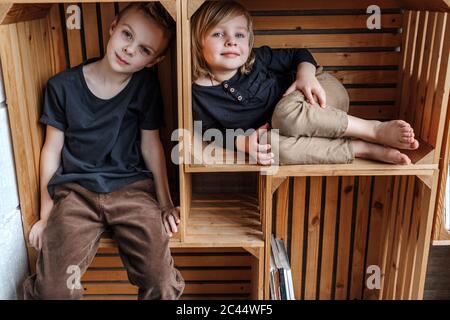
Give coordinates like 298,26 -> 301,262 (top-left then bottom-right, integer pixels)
192,46 -> 317,136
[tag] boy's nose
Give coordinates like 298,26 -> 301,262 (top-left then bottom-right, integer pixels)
225,38 -> 237,47
123,46 -> 135,56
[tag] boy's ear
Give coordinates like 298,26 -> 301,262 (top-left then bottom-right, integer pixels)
109,17 -> 118,36
145,55 -> 166,68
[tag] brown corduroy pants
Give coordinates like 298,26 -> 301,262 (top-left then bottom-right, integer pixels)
23,179 -> 185,300
271,69 -> 355,165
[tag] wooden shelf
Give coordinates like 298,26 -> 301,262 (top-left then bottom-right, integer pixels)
184,193 -> 264,247
100,193 -> 264,248
185,139 -> 437,178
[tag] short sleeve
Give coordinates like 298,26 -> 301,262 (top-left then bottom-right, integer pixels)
39,80 -> 67,131
140,77 -> 164,130
254,45 -> 317,73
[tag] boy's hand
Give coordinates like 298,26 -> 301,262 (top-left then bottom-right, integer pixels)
236,123 -> 274,165
283,65 -> 326,108
29,219 -> 47,250
162,206 -> 181,237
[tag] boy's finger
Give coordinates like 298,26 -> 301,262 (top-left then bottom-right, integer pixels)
168,215 -> 178,233
282,84 -> 295,97
257,143 -> 271,152
313,88 -> 327,108
304,88 -> 314,104
163,220 -> 172,237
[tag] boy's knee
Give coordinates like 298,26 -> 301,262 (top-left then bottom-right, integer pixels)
316,70 -> 349,113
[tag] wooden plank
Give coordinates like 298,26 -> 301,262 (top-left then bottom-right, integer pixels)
395,176 -> 416,298
398,11 -> 418,120
414,12 -> 437,134
83,269 -> 251,281
363,176 -> 392,299
252,14 -> 402,30
99,3 -> 115,55
313,52 -> 401,67
48,4 -> 67,73
240,0 -> 401,10
326,70 -> 398,85
82,3 -> 100,59
399,0 -> 450,12
304,177 -> 322,300
347,88 -> 396,102
411,173 -> 439,299
275,178 -> 289,242
290,177 -> 306,300
420,13 -> 446,142
428,15 -> 450,151
83,282 -> 251,295
64,3 -> 83,67
319,177 -> 338,300
335,176 -> 354,299
254,34 -> 402,49
349,176 -> 371,300
348,105 -> 397,120
405,11 -> 428,126
1,4 -> 52,25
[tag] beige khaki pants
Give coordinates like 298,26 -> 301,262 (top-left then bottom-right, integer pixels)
271,69 -> 354,165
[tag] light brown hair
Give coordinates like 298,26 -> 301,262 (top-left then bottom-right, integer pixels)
117,2 -> 175,53
191,1 -> 255,81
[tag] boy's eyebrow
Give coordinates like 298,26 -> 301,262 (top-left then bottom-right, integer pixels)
122,23 -> 156,53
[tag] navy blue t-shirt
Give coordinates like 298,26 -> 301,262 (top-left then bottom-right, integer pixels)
40,60 -> 164,197
192,46 -> 317,134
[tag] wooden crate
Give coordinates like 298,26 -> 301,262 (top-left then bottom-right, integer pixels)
0,0 -> 449,300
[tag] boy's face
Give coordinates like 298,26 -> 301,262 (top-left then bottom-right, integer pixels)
107,8 -> 169,73
202,14 -> 250,75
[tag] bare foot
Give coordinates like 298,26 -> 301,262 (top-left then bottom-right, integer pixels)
352,140 -> 411,165
374,120 -> 419,150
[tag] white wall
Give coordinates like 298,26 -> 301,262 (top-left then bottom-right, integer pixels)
0,61 -> 28,300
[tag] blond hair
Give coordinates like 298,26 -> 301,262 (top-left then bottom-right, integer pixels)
191,1 -> 255,81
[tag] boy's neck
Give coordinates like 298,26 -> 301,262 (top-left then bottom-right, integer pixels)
91,57 -> 133,85
210,69 -> 238,84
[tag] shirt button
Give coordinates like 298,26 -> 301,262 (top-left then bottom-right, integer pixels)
230,88 -> 235,93
237,96 -> 243,101
224,83 -> 229,88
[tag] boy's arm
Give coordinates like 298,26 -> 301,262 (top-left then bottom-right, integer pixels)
40,125 -> 64,221
140,129 -> 180,235
29,125 -> 64,250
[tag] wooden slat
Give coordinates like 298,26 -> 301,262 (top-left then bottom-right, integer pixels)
64,3 -> 83,67
100,3 -> 115,54
349,105 -> 397,120
349,176 -> 371,300
347,88 -> 396,101
83,268 -> 251,281
275,178 -> 289,242
363,176 -> 392,299
335,176 -> 354,299
428,14 -> 450,150
240,0 -> 401,10
83,282 -> 251,295
327,70 -> 398,85
290,177 -> 306,300
252,14 -> 402,30
82,3 -> 100,59
419,13 -> 445,143
254,34 -> 402,49
304,177 -> 322,299
0,4 -> 52,25
314,52 -> 401,67
319,177 -> 338,300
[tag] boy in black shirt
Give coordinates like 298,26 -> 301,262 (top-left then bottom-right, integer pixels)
23,3 -> 184,299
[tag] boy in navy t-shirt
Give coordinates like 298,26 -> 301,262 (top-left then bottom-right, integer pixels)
23,3 -> 184,300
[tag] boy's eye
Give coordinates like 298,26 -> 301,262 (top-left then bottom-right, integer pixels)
236,33 -> 246,38
140,47 -> 151,56
122,30 -> 132,40
212,32 -> 224,38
